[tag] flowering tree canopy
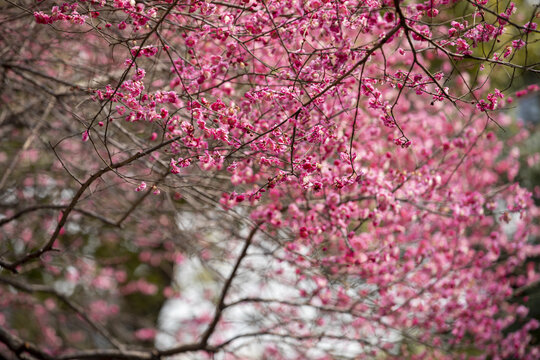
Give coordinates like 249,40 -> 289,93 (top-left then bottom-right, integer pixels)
1,0 -> 540,358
